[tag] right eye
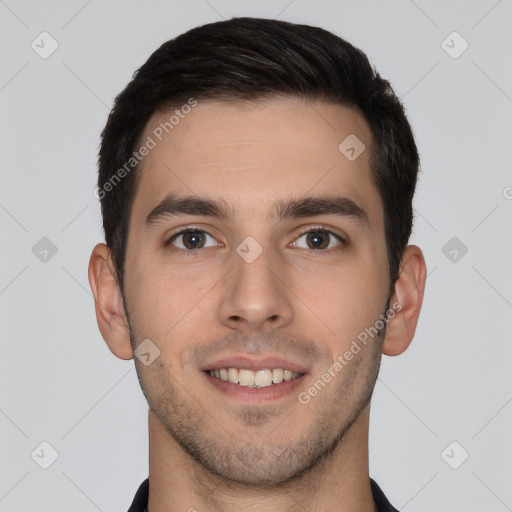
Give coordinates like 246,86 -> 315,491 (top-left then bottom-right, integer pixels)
168,228 -> 219,251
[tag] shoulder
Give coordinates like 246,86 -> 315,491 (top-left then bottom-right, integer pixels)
370,478 -> 400,512
127,478 -> 149,512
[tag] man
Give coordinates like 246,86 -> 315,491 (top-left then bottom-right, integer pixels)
89,17 -> 426,512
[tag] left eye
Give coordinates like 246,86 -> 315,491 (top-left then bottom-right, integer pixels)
169,229 -> 218,250
292,229 -> 343,250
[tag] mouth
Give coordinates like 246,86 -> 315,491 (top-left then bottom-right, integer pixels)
205,367 -> 304,388
201,356 -> 309,403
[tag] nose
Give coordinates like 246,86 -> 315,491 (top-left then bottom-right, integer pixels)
217,242 -> 294,332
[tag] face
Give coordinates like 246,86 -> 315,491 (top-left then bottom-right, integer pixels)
122,97 -> 391,485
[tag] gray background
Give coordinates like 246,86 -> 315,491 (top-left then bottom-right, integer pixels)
1,0 -> 511,510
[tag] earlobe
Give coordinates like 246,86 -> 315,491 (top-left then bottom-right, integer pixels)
382,245 -> 427,356
88,243 -> 134,360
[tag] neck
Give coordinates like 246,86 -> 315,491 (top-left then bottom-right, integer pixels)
146,406 -> 377,512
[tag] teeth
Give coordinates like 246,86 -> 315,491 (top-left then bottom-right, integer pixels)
254,369 -> 272,387
208,367 -> 302,388
272,368 -> 284,383
228,368 -> 239,384
238,369 -> 255,386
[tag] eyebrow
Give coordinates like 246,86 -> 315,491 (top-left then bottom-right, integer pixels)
145,194 -> 370,232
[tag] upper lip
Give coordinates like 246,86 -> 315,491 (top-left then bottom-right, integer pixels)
201,355 -> 309,374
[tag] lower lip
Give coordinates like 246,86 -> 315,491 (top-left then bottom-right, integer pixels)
203,371 -> 306,403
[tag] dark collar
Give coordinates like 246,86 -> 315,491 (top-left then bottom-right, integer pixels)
127,477 -> 399,511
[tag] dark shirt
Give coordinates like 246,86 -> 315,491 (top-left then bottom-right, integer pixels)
127,477 -> 399,511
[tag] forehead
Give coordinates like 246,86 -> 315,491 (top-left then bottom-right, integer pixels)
131,97 -> 382,229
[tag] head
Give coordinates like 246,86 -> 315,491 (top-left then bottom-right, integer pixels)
89,17 -> 426,487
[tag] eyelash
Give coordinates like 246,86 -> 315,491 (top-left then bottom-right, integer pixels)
166,224 -> 347,257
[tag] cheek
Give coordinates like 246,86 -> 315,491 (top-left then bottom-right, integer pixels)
126,259 -> 222,340
293,259 -> 385,328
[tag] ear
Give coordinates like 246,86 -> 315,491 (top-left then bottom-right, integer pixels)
382,245 -> 427,356
88,243 -> 134,360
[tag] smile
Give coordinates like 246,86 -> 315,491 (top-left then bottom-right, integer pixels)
207,368 -> 303,388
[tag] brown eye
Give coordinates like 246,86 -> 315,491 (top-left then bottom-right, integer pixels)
305,231 -> 330,249
292,229 -> 344,250
169,229 -> 216,250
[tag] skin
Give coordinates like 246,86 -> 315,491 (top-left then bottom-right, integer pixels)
89,97 -> 426,511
